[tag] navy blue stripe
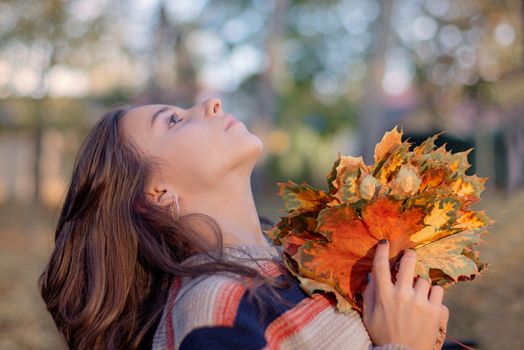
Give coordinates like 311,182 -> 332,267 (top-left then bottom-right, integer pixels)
179,326 -> 266,350
234,274 -> 308,329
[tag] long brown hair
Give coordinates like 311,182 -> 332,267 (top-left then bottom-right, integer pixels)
38,106 -> 292,349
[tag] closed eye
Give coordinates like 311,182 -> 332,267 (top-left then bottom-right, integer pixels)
168,113 -> 183,127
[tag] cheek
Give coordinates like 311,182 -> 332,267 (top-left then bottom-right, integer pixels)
162,133 -> 223,184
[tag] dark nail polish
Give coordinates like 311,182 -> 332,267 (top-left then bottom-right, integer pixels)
366,272 -> 371,284
379,239 -> 388,245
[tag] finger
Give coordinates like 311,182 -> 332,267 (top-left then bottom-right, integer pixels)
395,249 -> 417,291
434,305 -> 449,350
440,305 -> 449,331
413,276 -> 431,299
371,239 -> 393,295
429,285 -> 444,305
362,272 -> 375,323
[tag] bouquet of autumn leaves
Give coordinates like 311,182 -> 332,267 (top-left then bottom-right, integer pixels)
263,126 -> 493,314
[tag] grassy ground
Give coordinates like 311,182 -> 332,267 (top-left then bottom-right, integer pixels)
0,204 -> 66,349
0,189 -> 523,349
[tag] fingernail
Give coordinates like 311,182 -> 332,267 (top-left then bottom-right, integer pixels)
366,272 -> 371,284
379,239 -> 388,245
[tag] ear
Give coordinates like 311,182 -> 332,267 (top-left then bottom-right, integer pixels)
147,186 -> 179,209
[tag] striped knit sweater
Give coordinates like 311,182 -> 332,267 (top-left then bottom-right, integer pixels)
151,244 -> 413,350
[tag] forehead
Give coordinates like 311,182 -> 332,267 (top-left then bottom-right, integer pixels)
126,104 -> 166,120
120,104 -> 169,145
121,104 -> 165,129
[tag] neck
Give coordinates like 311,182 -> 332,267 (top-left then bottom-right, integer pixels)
179,173 -> 271,249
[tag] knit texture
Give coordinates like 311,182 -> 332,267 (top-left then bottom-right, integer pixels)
151,244 -> 414,350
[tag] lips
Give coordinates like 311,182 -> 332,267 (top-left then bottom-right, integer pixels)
224,114 -> 240,130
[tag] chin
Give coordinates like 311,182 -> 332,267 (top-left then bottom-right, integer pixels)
244,133 -> 264,160
230,134 -> 264,171
251,134 -> 264,156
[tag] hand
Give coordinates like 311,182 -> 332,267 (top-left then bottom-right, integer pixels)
362,239 -> 449,350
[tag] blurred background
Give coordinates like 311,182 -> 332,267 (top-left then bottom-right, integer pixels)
0,0 -> 523,349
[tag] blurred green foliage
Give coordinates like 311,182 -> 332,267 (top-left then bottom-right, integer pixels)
0,0 -> 522,203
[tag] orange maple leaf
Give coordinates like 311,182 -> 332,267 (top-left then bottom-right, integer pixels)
294,197 -> 425,312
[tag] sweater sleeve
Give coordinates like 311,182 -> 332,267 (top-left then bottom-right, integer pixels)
159,265 -> 416,350
179,325 -> 415,350
177,317 -> 416,350
179,327 -> 414,350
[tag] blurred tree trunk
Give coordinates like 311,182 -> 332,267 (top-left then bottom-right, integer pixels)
33,99 -> 44,202
145,1 -> 198,105
256,0 -> 289,125
505,0 -> 524,192
148,1 -> 169,101
505,117 -> 524,193
255,0 -> 289,197
31,51 -> 55,203
173,31 -> 199,104
357,1 -> 394,164
473,106 -> 495,191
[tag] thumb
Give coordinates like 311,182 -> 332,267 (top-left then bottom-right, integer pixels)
362,272 -> 375,324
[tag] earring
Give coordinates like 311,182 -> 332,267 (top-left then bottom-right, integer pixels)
169,197 -> 180,221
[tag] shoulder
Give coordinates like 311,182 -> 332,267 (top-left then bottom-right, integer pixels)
152,268 -> 375,350
151,273 -> 251,350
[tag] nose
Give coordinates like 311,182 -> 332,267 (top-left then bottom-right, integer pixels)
203,98 -> 222,118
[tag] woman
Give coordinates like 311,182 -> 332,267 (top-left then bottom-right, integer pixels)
39,98 -> 449,350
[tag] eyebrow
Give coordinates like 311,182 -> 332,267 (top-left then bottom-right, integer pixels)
150,106 -> 169,126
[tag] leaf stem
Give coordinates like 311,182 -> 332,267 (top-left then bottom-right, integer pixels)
440,329 -> 477,350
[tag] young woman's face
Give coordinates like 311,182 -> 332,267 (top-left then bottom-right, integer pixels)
120,98 -> 263,198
